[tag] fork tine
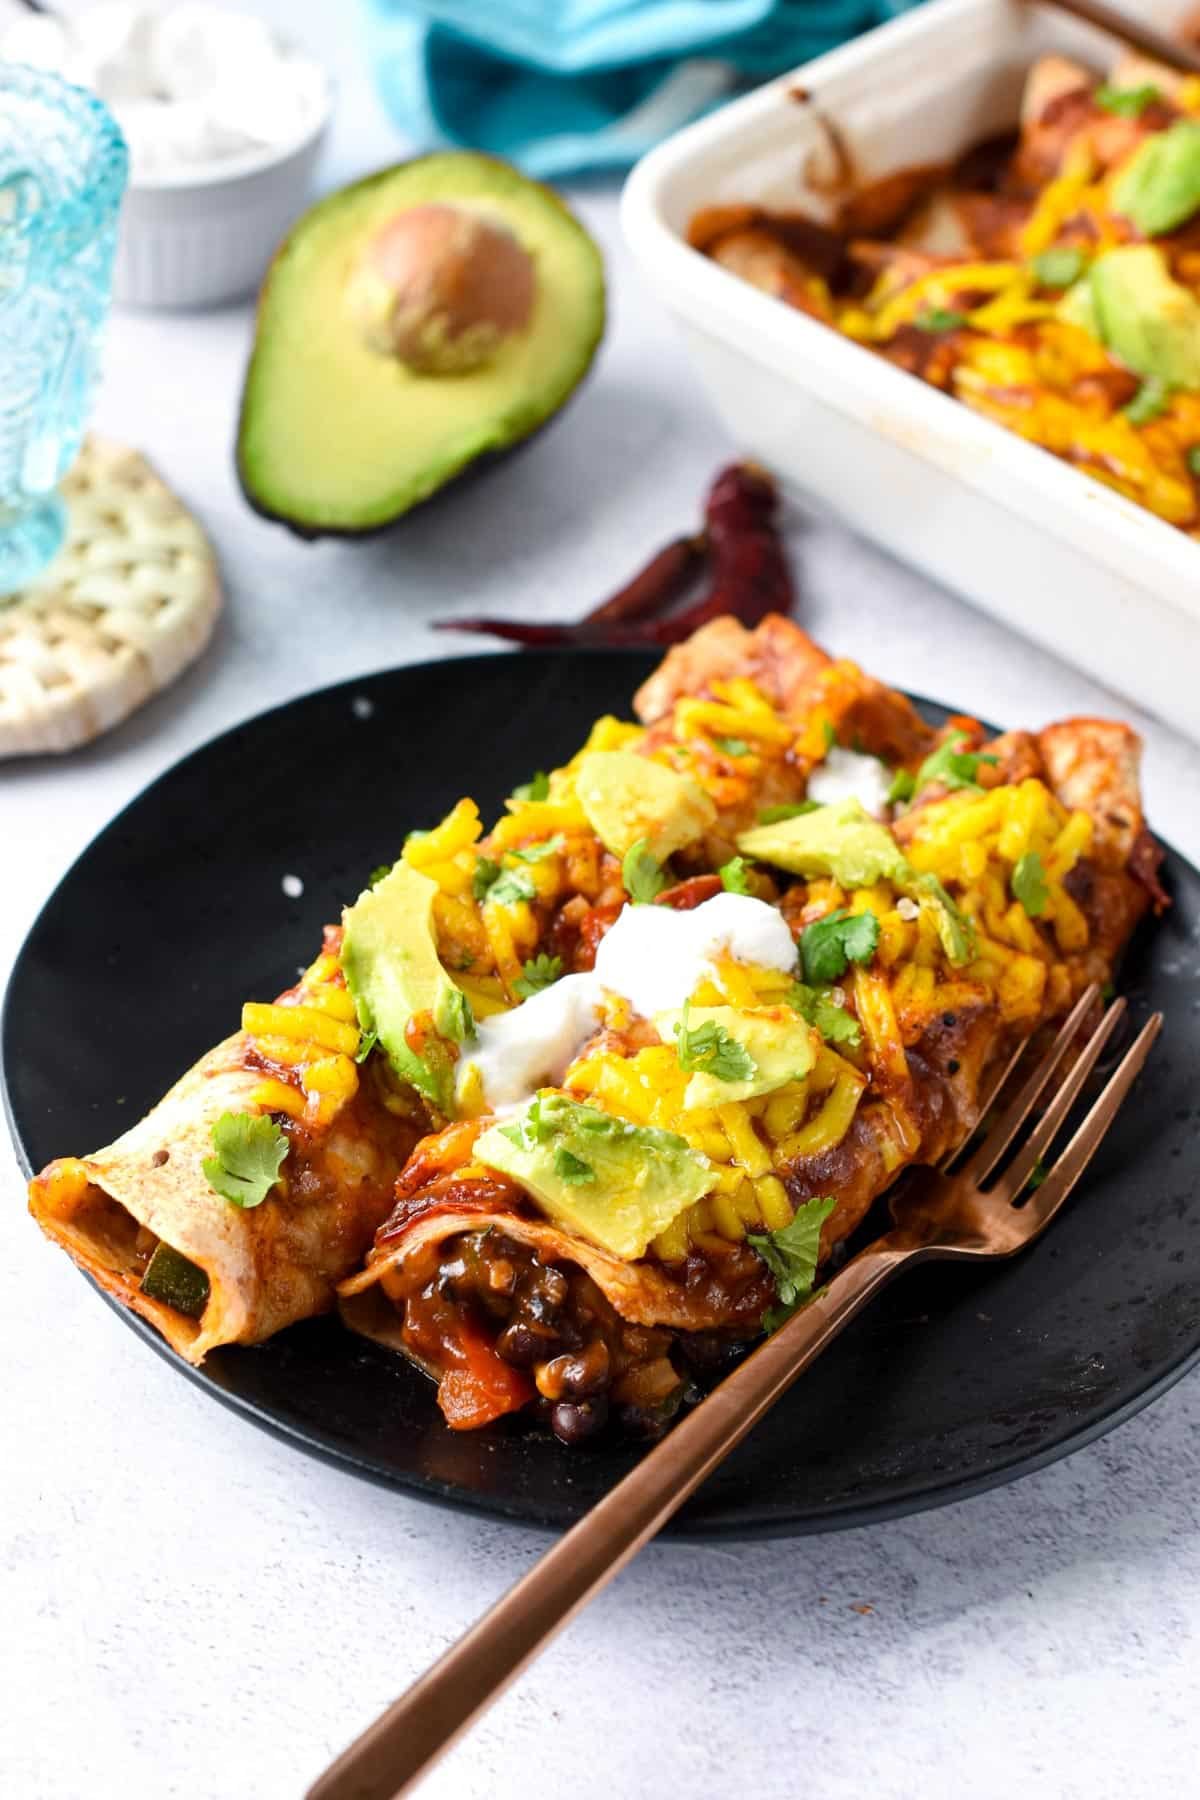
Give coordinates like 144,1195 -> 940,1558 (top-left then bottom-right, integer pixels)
939,1032 -> 1031,1172
1022,1013 -> 1164,1229
958,982 -> 1100,1187
990,997 -> 1126,1205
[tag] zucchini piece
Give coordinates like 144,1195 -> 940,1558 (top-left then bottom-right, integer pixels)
140,1242 -> 210,1318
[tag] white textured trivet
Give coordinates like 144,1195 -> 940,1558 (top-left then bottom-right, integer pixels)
0,436 -> 221,757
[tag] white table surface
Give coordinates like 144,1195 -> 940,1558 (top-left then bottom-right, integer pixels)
5,7 -> 1200,1799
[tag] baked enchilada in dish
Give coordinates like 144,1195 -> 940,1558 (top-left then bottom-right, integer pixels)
689,52 -> 1200,535
30,613 -> 1166,1442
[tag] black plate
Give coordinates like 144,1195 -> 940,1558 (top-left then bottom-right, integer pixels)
5,652 -> 1200,1538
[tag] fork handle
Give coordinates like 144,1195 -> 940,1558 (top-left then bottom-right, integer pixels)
307,1240 -> 912,1800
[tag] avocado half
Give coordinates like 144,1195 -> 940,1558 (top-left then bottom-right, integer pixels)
236,153 -> 606,537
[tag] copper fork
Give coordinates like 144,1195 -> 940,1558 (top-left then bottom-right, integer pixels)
308,984 -> 1161,1800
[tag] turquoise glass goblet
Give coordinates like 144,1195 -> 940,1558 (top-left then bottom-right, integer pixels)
0,67 -> 127,596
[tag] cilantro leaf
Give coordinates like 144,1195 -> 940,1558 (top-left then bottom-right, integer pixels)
514,953 -> 563,999
509,836 -> 565,864
472,856 -> 501,901
439,986 -> 475,1044
1011,850 -> 1049,918
1188,445 -> 1200,478
786,981 -> 863,1050
354,1028 -> 378,1064
202,1112 -> 288,1210
713,735 -> 751,757
674,1003 -> 757,1083
1095,82 -> 1159,118
913,731 -> 998,796
1031,246 -> 1086,289
749,1196 -> 837,1326
916,307 -> 968,333
821,720 -> 837,751
758,800 -> 821,823
719,856 -> 751,895
553,1147 -> 595,1184
487,866 -> 538,908
799,908 -> 880,984
511,771 -> 550,803
622,838 -> 669,904
1124,375 -> 1171,425
908,871 -> 977,966
367,862 -> 393,888
887,768 -> 917,805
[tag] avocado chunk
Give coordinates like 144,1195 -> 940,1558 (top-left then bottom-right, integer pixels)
1084,245 -> 1200,388
474,1091 -> 714,1261
736,798 -> 908,888
574,749 -> 717,862
237,153 -> 605,535
654,1004 -> 818,1109
140,1242 -> 210,1318
1113,120 -> 1200,237
737,798 -> 976,966
342,861 -> 472,1114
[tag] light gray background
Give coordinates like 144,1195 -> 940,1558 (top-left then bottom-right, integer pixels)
4,6 -> 1200,1798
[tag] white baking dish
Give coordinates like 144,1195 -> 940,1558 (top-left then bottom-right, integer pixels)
621,0 -> 1200,741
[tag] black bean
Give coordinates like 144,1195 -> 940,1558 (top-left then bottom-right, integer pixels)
495,1319 -> 560,1368
549,1395 -> 609,1445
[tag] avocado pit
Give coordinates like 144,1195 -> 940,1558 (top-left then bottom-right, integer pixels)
346,202 -> 537,374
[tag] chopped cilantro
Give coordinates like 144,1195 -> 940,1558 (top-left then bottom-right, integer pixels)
799,908 -> 880,984
622,838 -> 669,904
1011,850 -> 1049,918
511,770 -> 550,804
674,1003 -> 757,1083
367,863 -> 392,888
354,1028 -> 378,1064
487,866 -> 538,908
909,871 -> 976,966
786,981 -> 863,1050
202,1112 -> 288,1210
472,856 -> 501,901
913,731 -> 998,796
514,953 -> 563,999
440,987 -> 475,1043
749,1196 -> 837,1328
1124,375 -> 1171,425
916,307 -> 968,333
1095,82 -> 1159,118
553,1147 -> 595,1184
758,801 -> 821,823
1031,246 -> 1086,289
1027,1157 -> 1049,1191
1188,445 -> 1200,478
713,735 -> 751,757
821,720 -> 837,751
719,856 -> 751,895
887,768 -> 917,805
510,835 -> 565,863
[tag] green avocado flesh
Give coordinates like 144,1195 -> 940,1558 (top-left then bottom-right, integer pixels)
474,1093 -> 714,1262
236,153 -> 606,533
140,1242 -> 210,1317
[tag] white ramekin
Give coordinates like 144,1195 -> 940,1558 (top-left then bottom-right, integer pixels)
622,0 -> 1200,743
113,86 -> 331,310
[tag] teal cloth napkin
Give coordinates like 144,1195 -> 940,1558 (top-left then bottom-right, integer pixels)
363,0 -> 925,178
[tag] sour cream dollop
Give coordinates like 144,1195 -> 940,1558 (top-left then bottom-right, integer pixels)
1,4 -> 327,180
805,746 -> 892,818
459,892 -> 798,1113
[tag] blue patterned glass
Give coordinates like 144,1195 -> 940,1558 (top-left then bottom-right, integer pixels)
0,67 -> 127,596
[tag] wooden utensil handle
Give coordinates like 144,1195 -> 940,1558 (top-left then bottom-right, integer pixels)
307,1242 -> 909,1800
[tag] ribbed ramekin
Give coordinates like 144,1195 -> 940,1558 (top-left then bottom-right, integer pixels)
113,84 -> 331,310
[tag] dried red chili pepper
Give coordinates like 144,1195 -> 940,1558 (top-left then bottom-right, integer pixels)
433,463 -> 794,647
435,534 -> 704,646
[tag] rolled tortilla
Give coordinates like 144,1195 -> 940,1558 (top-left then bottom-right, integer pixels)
29,1030 -> 419,1363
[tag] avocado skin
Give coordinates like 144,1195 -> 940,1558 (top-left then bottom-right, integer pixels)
235,155 -> 606,540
